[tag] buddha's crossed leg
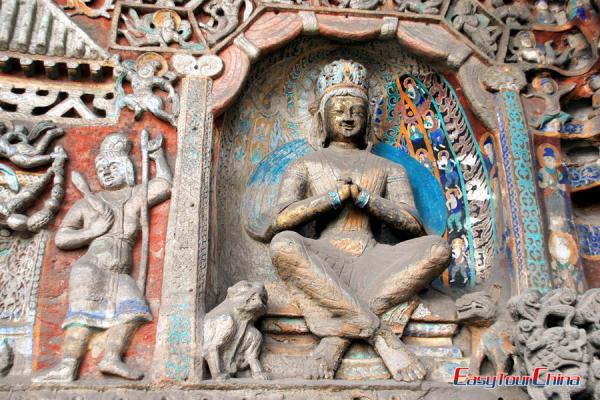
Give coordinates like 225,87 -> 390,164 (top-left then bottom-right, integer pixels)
353,235 -> 451,381
269,231 -> 449,381
270,230 -> 376,379
270,231 -> 379,338
354,235 -> 452,315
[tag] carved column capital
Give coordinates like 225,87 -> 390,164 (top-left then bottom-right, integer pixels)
482,65 -> 527,93
172,54 -> 224,79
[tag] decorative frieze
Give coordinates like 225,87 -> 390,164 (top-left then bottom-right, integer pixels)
0,77 -> 117,125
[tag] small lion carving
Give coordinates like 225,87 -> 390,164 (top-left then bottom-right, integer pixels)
456,291 -> 513,376
203,280 -> 270,380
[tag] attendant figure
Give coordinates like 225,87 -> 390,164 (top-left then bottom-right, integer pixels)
34,132 -> 172,383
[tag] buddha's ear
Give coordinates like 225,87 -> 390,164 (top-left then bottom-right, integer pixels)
309,110 -> 327,149
365,112 -> 372,149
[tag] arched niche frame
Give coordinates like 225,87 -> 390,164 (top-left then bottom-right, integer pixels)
152,9 -> 561,383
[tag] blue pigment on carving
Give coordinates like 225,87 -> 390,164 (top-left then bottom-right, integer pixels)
578,224 -> 600,256
372,143 -> 447,236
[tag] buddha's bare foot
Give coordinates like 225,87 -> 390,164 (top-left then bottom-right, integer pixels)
304,336 -> 349,380
99,357 -> 144,380
252,371 -> 271,380
32,358 -> 78,383
213,372 -> 231,380
373,328 -> 426,382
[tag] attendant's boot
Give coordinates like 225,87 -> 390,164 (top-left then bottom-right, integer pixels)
98,322 -> 144,380
33,326 -> 91,383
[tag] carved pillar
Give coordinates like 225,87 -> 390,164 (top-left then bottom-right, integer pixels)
482,66 -> 552,294
152,55 -> 223,382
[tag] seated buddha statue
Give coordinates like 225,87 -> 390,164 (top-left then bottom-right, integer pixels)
261,60 -> 451,381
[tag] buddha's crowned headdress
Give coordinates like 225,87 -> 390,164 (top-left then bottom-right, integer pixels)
316,60 -> 369,115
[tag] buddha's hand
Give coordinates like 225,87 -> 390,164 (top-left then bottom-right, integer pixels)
336,182 -> 352,202
350,184 -> 371,208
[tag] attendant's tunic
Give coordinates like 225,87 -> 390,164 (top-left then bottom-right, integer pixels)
61,179 -> 170,329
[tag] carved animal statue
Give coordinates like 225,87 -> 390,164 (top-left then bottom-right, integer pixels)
0,339 -> 13,377
508,289 -> 591,400
203,281 -> 270,380
456,291 -> 513,375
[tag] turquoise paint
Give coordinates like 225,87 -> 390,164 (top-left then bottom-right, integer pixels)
501,91 -> 550,292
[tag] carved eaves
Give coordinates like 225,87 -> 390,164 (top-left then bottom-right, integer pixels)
0,0 -> 114,79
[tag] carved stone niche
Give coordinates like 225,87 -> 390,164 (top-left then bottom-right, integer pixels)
212,37 -> 508,384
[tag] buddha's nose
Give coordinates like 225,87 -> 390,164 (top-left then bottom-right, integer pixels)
342,116 -> 354,126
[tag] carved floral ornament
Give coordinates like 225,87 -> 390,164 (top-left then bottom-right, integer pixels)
171,54 -> 224,77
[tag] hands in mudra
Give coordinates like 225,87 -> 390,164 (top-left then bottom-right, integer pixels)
336,178 -> 370,207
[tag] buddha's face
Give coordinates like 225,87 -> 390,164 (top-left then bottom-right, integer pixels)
324,95 -> 368,145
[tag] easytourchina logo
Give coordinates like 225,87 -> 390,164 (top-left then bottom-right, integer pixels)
453,367 -> 583,389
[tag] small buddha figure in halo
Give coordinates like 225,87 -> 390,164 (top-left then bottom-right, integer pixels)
267,60 -> 451,381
